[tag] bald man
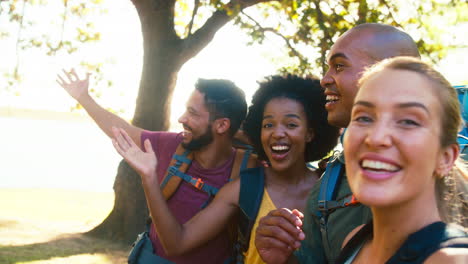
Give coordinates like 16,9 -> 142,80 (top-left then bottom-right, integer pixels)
254,23 -> 421,264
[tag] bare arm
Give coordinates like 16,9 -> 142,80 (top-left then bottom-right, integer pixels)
112,127 -> 239,256
425,248 -> 468,264
57,68 -> 143,146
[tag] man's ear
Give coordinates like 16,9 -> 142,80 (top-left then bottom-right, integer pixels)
214,118 -> 231,135
435,143 -> 459,178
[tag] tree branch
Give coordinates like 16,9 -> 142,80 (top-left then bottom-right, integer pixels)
179,0 -> 275,63
240,11 -> 309,67
14,0 -> 27,79
47,0 -> 68,55
133,0 -> 178,41
186,0 -> 200,36
380,0 -> 402,27
314,0 -> 332,74
357,0 -> 368,24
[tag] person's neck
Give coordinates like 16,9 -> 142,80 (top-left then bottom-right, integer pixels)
366,193 -> 441,262
192,139 -> 233,169
266,159 -> 313,185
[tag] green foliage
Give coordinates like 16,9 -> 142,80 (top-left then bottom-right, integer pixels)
238,0 -> 467,76
0,0 -> 106,93
2,0 -> 466,99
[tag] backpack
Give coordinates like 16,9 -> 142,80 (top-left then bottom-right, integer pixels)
227,167 -> 265,264
129,143 -> 258,264
160,143 -> 257,207
455,85 -> 468,158
315,150 -> 360,263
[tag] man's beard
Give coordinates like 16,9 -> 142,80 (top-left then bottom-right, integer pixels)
182,125 -> 214,151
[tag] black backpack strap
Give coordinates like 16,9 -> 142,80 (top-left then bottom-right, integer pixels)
233,167 -> 265,263
388,222 -> 468,264
335,221 -> 373,264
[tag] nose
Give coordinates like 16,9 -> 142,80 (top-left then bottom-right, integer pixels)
364,120 -> 392,148
178,112 -> 187,124
320,69 -> 334,89
272,126 -> 286,139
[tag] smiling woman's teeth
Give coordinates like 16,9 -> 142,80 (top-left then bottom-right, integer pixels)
272,145 -> 289,151
362,160 -> 399,172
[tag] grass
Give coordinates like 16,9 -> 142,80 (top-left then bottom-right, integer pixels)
0,188 -> 130,264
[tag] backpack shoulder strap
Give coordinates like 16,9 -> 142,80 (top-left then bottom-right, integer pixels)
316,150 -> 356,263
457,133 -> 468,154
230,148 -> 258,181
335,221 -> 373,264
237,167 -> 265,254
160,144 -> 193,200
317,151 -> 346,215
388,222 -> 468,264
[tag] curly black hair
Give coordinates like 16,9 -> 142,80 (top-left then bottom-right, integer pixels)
242,75 -> 340,162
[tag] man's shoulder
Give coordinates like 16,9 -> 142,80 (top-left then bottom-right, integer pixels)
141,131 -> 181,145
141,131 -> 182,160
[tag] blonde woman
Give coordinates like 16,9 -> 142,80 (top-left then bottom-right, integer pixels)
337,57 -> 468,263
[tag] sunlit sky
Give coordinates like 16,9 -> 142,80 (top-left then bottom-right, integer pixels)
0,0 -> 467,131
0,0 -> 286,131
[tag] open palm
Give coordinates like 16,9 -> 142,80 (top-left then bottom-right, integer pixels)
111,127 -> 158,181
56,68 -> 91,100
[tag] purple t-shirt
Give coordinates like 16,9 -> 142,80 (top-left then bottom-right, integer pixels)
141,131 -> 234,264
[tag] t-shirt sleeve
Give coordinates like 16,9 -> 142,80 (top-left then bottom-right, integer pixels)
140,131 -> 181,183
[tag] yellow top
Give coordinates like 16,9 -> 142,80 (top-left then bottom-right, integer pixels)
244,188 -> 277,264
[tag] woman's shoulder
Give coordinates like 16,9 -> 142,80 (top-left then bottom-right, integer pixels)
425,247 -> 468,264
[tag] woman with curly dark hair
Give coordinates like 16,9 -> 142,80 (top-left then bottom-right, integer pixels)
112,74 -> 340,264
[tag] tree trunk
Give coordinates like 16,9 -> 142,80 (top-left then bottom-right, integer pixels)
88,0 -> 182,243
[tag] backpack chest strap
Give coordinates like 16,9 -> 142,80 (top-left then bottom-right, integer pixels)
167,166 -> 219,197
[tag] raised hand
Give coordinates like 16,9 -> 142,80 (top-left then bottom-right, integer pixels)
56,68 -> 91,101
255,208 -> 305,264
111,127 -> 158,183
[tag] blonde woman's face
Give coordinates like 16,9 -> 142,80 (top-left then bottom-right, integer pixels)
344,69 -> 445,208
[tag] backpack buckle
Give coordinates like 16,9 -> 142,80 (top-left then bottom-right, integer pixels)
344,194 -> 359,206
193,178 -> 204,190
317,200 -> 328,211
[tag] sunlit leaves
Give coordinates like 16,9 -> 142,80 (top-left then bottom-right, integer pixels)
236,0 -> 465,75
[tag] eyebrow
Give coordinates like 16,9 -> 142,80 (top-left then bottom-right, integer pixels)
327,52 -> 348,63
263,113 -> 302,120
354,101 -> 430,114
187,106 -> 197,113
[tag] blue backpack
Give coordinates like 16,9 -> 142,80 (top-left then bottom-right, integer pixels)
455,85 -> 468,158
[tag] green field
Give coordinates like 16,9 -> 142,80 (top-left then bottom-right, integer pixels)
0,188 -> 129,264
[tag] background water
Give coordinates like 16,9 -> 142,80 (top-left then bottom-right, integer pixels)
1,115 -> 122,192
